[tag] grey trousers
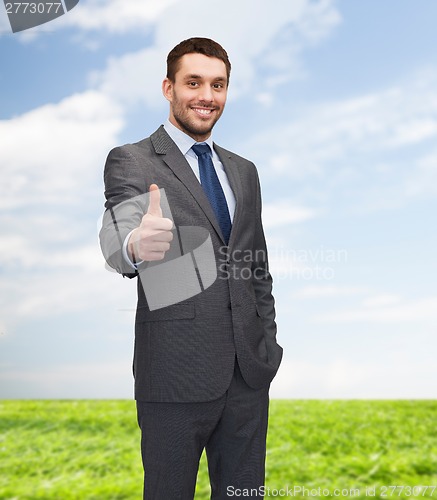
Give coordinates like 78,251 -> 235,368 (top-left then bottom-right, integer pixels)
136,360 -> 270,499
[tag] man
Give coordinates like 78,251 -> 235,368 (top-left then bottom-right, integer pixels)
100,37 -> 282,499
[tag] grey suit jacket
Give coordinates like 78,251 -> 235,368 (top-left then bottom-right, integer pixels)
100,126 -> 282,402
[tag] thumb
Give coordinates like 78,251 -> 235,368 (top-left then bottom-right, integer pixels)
147,184 -> 162,217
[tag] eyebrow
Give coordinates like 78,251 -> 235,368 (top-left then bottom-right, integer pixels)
183,74 -> 227,82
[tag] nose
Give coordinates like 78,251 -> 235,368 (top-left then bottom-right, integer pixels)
197,84 -> 214,103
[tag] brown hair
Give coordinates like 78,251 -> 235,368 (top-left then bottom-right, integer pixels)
166,37 -> 231,85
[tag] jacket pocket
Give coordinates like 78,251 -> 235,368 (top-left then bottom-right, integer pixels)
135,301 -> 195,322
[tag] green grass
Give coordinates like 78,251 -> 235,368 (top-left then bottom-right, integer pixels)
1,400 -> 436,499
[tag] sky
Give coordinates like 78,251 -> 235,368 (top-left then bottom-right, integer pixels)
1,0 -> 436,399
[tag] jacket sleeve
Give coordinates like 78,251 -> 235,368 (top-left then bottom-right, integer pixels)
251,167 -> 281,352
99,146 -> 148,278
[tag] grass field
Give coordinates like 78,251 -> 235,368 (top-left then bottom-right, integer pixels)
1,400 -> 436,499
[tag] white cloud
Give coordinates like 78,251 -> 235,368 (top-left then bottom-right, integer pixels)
292,285 -> 369,299
0,0 -> 180,37
62,0 -> 180,33
90,0 -> 341,108
0,361 -> 133,398
0,90 -> 123,209
245,68 -> 437,209
92,46 -> 166,108
255,92 -> 274,108
360,294 -> 402,308
0,8 -> 10,34
403,149 -> 437,198
1,0 -> 338,110
0,252 -> 136,325
271,357 -> 437,399
54,0 -> 342,57
0,88 -> 128,329
265,241 -> 348,281
262,200 -> 317,228
316,296 -> 437,323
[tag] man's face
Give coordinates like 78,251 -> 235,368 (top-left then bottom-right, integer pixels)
162,53 -> 228,142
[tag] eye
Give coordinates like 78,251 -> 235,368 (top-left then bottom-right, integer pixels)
188,81 -> 199,87
213,83 -> 224,89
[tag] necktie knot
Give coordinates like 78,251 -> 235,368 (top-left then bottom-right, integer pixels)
191,143 -> 212,158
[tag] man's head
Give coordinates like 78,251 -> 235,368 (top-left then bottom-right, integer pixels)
166,37 -> 231,85
162,38 -> 231,142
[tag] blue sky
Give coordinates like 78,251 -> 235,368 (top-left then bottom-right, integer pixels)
1,0 -> 436,398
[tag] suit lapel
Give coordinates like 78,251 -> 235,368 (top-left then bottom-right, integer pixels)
150,126 -> 226,244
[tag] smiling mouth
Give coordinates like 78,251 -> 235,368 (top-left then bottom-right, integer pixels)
192,107 -> 215,117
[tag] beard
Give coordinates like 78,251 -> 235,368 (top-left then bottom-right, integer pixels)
173,112 -> 218,139
170,92 -> 224,140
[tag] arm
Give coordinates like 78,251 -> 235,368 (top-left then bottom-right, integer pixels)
251,168 -> 279,346
99,146 -> 172,277
100,146 -> 146,277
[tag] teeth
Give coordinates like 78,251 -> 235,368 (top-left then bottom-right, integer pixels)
194,108 -> 212,115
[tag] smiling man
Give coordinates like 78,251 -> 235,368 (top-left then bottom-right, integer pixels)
163,51 -> 227,140
100,38 -> 282,499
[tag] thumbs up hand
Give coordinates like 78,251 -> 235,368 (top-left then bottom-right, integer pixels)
128,184 -> 174,262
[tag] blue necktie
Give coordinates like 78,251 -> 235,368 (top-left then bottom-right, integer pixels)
192,143 -> 232,244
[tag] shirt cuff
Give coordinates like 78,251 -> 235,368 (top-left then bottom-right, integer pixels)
122,229 -> 144,269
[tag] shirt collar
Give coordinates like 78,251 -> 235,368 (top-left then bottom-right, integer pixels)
164,119 -> 214,156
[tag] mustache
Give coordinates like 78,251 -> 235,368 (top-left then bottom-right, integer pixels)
192,103 -> 219,109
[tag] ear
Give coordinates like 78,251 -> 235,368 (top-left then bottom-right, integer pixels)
162,78 -> 173,102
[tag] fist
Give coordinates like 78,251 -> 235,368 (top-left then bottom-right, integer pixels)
128,184 -> 174,262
